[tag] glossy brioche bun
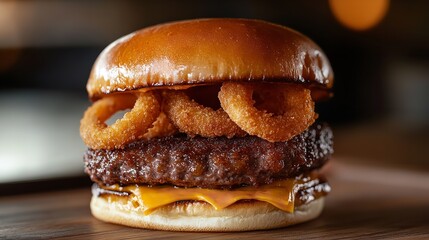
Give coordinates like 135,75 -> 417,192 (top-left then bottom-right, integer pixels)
90,195 -> 325,232
87,18 -> 333,100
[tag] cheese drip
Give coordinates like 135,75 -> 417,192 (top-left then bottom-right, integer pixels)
104,179 -> 301,215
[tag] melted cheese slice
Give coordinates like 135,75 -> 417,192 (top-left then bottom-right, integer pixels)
105,179 -> 298,215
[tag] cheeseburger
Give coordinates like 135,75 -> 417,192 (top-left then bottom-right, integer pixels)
80,18 -> 334,231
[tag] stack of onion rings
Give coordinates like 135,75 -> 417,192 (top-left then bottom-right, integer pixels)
163,91 -> 245,138
218,83 -> 316,142
80,82 -> 317,149
80,92 -> 161,149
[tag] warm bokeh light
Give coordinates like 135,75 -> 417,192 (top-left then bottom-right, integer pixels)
0,1 -> 20,46
329,0 -> 389,31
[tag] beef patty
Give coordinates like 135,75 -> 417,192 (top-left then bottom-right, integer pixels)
84,122 -> 333,189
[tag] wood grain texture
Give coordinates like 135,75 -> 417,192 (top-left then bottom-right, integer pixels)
1,161 -> 429,240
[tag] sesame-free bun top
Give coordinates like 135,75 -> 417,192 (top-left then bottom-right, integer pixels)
87,18 -> 333,99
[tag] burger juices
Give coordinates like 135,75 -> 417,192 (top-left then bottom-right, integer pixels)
80,19 -> 334,231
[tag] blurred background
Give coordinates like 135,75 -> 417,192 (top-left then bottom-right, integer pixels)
0,0 -> 428,194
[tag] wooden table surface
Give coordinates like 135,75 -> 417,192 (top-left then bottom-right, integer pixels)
1,161 -> 429,240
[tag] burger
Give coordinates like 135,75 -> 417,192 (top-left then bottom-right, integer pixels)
80,18 -> 334,231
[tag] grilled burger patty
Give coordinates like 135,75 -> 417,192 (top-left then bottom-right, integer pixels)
84,122 -> 333,189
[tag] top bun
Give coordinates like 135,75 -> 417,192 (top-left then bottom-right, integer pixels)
87,18 -> 333,99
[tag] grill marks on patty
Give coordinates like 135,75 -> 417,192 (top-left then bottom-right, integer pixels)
84,123 -> 333,189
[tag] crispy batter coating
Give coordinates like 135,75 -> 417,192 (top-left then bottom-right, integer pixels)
219,83 -> 317,142
80,92 -> 161,149
163,90 -> 245,138
141,112 -> 178,140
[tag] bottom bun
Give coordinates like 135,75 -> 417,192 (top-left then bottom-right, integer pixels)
90,195 -> 325,232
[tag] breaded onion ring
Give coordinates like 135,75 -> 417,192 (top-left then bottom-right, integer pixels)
80,92 -> 160,149
219,83 -> 316,142
163,91 -> 245,138
141,112 -> 178,140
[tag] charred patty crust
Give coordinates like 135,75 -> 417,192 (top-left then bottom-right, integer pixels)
84,122 -> 333,189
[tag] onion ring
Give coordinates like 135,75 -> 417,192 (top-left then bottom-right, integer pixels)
80,92 -> 160,149
140,112 -> 178,140
218,83 -> 316,142
163,91 -> 246,138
